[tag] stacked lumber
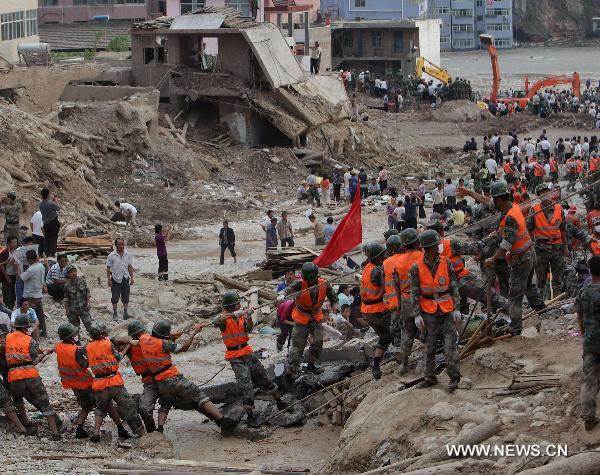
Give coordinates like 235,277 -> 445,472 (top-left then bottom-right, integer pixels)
57,237 -> 112,258
262,247 -> 318,275
133,16 -> 173,30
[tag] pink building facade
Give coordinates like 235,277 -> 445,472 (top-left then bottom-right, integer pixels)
38,0 -> 164,25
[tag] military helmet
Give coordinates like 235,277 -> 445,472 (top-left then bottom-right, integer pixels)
425,219 -> 443,232
64,265 -> 76,275
383,228 -> 399,240
14,314 -> 31,329
400,228 -> 419,247
535,183 -> 551,195
222,290 -> 240,308
58,322 -> 78,341
301,262 -> 319,282
365,242 -> 387,260
89,321 -> 108,339
152,320 -> 172,338
419,230 -> 441,249
386,234 -> 403,254
490,180 -> 509,198
127,319 -> 145,337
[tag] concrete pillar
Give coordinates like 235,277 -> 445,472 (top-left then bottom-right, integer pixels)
304,11 -> 309,56
277,13 -> 281,28
287,12 -> 293,38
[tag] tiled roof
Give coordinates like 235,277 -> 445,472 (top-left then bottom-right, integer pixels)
39,23 -> 131,51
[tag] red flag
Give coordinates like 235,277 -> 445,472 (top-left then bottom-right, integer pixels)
313,182 -> 362,267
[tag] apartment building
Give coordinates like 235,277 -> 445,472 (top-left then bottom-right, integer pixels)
38,0 -> 162,25
430,0 -> 512,50
320,0 -> 428,21
0,0 -> 39,63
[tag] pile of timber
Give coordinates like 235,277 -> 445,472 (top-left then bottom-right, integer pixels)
262,247 -> 318,275
132,16 -> 173,30
57,237 -> 112,258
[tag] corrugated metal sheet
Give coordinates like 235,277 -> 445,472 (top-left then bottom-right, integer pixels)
169,14 -> 225,30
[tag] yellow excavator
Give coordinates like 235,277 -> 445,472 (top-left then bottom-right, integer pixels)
415,57 -> 451,84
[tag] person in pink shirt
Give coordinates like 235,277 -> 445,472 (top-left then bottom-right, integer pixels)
276,298 -> 295,352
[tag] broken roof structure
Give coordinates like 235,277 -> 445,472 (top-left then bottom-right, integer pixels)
131,6 -> 349,147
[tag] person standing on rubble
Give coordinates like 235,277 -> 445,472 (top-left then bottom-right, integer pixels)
0,192 -> 21,245
309,41 -> 322,75
139,319 -> 237,434
106,238 -> 134,321
218,220 -> 237,265
361,242 -> 391,379
383,234 -> 403,346
409,230 -> 462,391
214,291 -> 288,427
155,224 -> 170,281
39,188 -> 61,257
577,255 -> 600,431
63,265 -> 94,337
285,262 -> 338,378
114,201 -> 138,227
527,184 -> 568,299
277,211 -> 294,248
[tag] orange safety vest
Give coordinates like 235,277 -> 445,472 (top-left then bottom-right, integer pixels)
440,239 -> 471,284
291,278 -> 328,325
383,254 -> 402,310
512,184 -> 526,196
577,160 -> 584,173
532,203 -> 563,244
416,256 -> 455,315
591,241 -> 600,256
503,162 -> 513,175
360,263 -> 387,314
590,157 -> 600,172
394,250 -> 423,300
533,163 -> 546,177
499,204 -> 532,256
86,339 -> 124,391
55,341 -> 93,390
221,313 -> 254,360
129,344 -> 153,384
139,334 -> 180,381
550,159 -> 558,173
5,331 -> 39,382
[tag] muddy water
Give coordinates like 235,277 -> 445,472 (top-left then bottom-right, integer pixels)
442,45 -> 600,91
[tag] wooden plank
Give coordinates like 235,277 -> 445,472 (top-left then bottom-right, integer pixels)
213,273 -> 277,301
63,237 -> 112,247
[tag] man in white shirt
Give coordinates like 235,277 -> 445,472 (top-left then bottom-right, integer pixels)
309,41 -> 322,74
30,210 -> 44,257
380,79 -> 388,96
485,155 -> 498,181
115,201 -> 137,227
540,138 -> 551,159
525,140 -> 536,159
491,133 -> 499,146
444,178 -> 457,210
106,238 -> 134,321
343,167 -> 352,201
431,181 -> 444,213
374,77 -> 381,96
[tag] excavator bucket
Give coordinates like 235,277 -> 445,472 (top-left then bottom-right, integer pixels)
479,34 -> 493,46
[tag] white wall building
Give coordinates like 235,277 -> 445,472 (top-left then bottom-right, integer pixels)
0,0 -> 39,63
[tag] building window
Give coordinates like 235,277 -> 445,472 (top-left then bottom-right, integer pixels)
26,10 -> 37,36
453,39 -> 474,48
486,8 -> 510,17
74,0 -> 146,4
494,38 -> 512,46
371,32 -> 382,47
354,0 -> 366,7
224,0 -> 250,17
432,7 -> 450,14
180,0 -> 206,14
442,21 -> 451,29
487,23 -> 511,31
343,32 -> 353,48
452,9 -> 473,18
476,15 -> 483,21
452,24 -> 473,33
394,32 -> 404,52
440,36 -> 451,44
475,0 -> 483,6
43,0 -> 59,5
0,11 -> 25,41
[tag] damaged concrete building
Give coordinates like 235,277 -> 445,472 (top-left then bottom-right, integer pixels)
130,7 -> 350,146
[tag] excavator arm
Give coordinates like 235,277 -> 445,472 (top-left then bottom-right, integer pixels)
479,35 -> 500,103
527,72 -> 581,99
415,57 -> 451,84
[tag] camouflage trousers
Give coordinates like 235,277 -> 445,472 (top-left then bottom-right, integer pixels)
0,382 -> 14,413
390,309 -> 403,346
10,377 -> 55,416
3,223 -> 19,243
68,309 -> 93,336
138,380 -> 165,418
534,245 -> 567,299
398,300 -> 418,364
423,313 -> 460,383
94,385 -> 144,433
229,353 -> 278,410
287,320 -> 323,370
364,310 -> 392,350
581,351 -> 600,421
499,248 -> 545,333
156,374 -> 210,412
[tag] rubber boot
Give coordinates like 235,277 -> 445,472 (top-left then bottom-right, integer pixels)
117,425 -> 132,439
306,363 -> 324,375
245,410 -> 260,428
90,434 -> 101,443
371,357 -> 382,380
276,399 -> 288,411
447,378 -> 460,393
75,424 -> 89,439
157,425 -> 164,433
141,415 -> 156,434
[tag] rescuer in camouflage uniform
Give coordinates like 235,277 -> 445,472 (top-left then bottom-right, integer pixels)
0,192 -> 22,243
526,184 -> 568,299
63,266 -> 94,336
576,255 -> 600,431
409,230 -> 462,391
